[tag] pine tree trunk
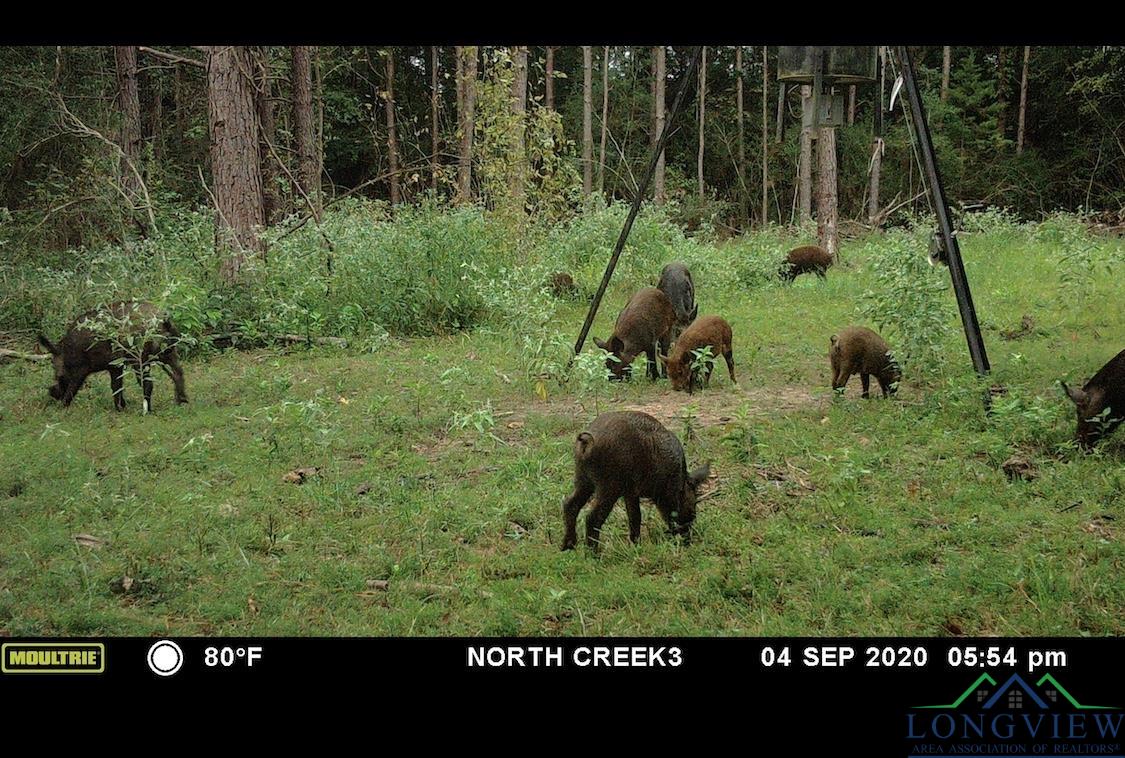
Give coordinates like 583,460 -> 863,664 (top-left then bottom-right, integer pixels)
847,85 -> 856,125
761,46 -> 769,225
868,138 -> 882,225
457,46 -> 477,204
1017,46 -> 1030,155
255,47 -> 280,224
997,46 -> 1009,140
510,46 -> 528,210
736,46 -> 745,226
697,46 -> 706,200
385,50 -> 400,206
582,46 -> 593,197
941,46 -> 951,102
799,85 -> 813,222
114,45 -> 145,235
816,126 -> 838,260
652,46 -> 666,206
545,47 -> 555,111
432,46 -> 440,192
206,45 -> 265,281
598,46 -> 609,194
291,46 -> 320,213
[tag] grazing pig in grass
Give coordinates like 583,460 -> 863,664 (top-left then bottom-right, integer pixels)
780,245 -> 833,282
549,272 -> 578,299
560,411 -> 710,551
659,315 -> 735,394
1061,348 -> 1125,450
830,326 -> 901,399
38,301 -> 188,413
593,287 -> 675,381
657,262 -> 698,341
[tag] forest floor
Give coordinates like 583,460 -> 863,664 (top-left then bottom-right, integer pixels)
1,228 -> 1123,636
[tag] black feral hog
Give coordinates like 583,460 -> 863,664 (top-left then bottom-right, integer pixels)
593,287 -> 676,381
560,411 -> 710,551
780,245 -> 833,282
830,326 -> 901,398
549,271 -> 579,299
657,262 -> 698,340
1061,348 -> 1125,449
38,301 -> 188,413
659,315 -> 735,394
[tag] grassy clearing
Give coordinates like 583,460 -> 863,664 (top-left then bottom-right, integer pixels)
1,221 -> 1122,636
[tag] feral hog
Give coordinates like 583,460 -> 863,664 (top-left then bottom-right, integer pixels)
593,287 -> 676,381
830,326 -> 901,398
560,411 -> 710,551
38,301 -> 188,413
659,315 -> 735,394
657,262 -> 698,341
549,272 -> 579,299
780,245 -> 833,282
1062,348 -> 1125,449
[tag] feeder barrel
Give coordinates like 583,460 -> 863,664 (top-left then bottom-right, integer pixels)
778,46 -> 878,85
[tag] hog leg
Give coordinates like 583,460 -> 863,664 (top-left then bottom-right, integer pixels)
646,342 -> 660,381
132,361 -> 154,414
585,486 -> 623,552
860,373 -> 871,399
159,348 -> 189,404
561,478 -> 595,551
109,364 -> 126,411
624,495 -> 642,544
724,349 -> 736,383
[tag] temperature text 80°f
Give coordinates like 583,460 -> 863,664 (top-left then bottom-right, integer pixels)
204,646 -> 263,667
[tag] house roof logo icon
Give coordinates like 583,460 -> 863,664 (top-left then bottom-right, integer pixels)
915,672 -> 1117,711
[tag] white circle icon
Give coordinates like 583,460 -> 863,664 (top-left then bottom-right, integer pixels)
147,640 -> 184,677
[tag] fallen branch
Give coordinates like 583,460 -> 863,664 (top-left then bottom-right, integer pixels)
138,46 -> 205,69
0,349 -> 50,363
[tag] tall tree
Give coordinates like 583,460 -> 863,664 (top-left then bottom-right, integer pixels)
761,46 -> 769,225
582,46 -> 593,196
545,47 -> 555,111
736,46 -> 745,225
206,45 -> 265,281
997,46 -> 1009,139
868,48 -> 885,225
113,45 -> 145,234
697,46 -> 707,200
510,46 -> 528,209
941,46 -> 951,102
847,85 -> 856,125
816,126 -> 838,260
431,46 -> 440,192
385,49 -> 401,205
1017,46 -> 1031,155
291,46 -> 320,213
255,47 -> 281,224
456,46 -> 477,203
652,46 -> 666,205
799,86 -> 813,222
598,46 -> 609,194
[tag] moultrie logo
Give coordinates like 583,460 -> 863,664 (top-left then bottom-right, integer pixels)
905,672 -> 1122,757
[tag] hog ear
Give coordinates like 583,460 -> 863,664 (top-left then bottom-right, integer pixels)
37,334 -> 59,355
593,337 -> 609,351
830,334 -> 838,346
688,463 -> 711,488
1061,381 -> 1088,406
689,303 -> 699,322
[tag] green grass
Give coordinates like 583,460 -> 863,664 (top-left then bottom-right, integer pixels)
1,224 -> 1122,636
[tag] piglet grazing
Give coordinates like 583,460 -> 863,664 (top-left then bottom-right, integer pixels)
780,245 -> 833,282
38,301 -> 188,414
659,315 -> 735,394
1061,348 -> 1125,449
830,326 -> 901,398
593,287 -> 676,381
561,411 -> 710,551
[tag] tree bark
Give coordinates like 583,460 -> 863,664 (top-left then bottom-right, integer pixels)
1017,46 -> 1030,155
652,46 -> 666,206
255,47 -> 281,224
697,46 -> 706,200
599,46 -> 609,194
941,46 -> 951,102
997,46 -> 1009,140
799,85 -> 813,223
545,47 -> 555,111
761,46 -> 769,225
385,49 -> 400,206
206,45 -> 266,281
291,46 -> 320,213
431,46 -> 440,192
510,46 -> 528,209
868,138 -> 882,225
582,46 -> 593,196
816,126 -> 838,260
847,85 -> 857,125
736,46 -> 745,226
457,46 -> 477,203
114,45 -> 146,235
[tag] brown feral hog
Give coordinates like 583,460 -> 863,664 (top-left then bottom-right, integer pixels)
549,271 -> 578,298
780,245 -> 833,282
659,315 -> 735,394
1061,348 -> 1125,449
830,326 -> 901,398
656,262 -> 698,341
38,301 -> 188,413
560,411 -> 710,551
593,287 -> 676,381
